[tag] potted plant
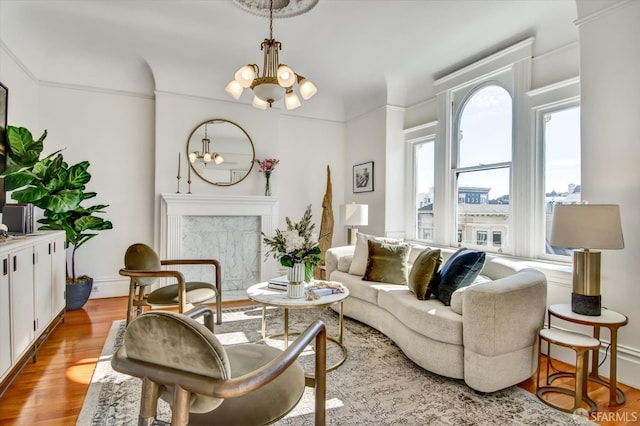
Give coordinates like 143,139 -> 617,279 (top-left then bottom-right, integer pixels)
1,126 -> 113,310
262,204 -> 322,297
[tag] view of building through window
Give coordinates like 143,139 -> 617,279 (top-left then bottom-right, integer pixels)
455,85 -> 512,252
544,105 -> 581,256
415,139 -> 435,241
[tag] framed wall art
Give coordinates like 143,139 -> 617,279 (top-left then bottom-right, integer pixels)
353,161 -> 374,193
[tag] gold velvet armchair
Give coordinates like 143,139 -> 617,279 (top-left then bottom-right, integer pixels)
119,243 -> 222,325
111,306 -> 327,426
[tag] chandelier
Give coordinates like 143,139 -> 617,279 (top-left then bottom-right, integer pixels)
189,123 -> 224,166
225,0 -> 317,110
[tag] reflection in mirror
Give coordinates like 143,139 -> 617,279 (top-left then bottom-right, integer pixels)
187,119 -> 255,186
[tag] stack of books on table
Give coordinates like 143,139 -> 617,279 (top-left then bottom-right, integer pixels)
267,275 -> 289,291
306,281 -> 345,297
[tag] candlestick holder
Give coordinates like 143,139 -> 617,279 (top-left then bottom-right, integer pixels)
187,177 -> 192,194
176,173 -> 181,193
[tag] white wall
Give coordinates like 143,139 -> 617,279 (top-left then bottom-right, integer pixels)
0,44 -> 40,131
38,85 -> 155,296
384,106 -> 406,238
344,107 -> 387,237
576,0 -> 640,389
153,92 -> 346,249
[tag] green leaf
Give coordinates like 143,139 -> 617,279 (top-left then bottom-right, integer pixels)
67,161 -> 91,189
11,186 -> 49,204
84,204 -> 109,213
6,126 -> 46,166
75,215 -> 112,232
42,189 -> 84,213
4,172 -> 36,191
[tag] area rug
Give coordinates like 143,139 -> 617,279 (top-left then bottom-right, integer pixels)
77,306 -> 594,425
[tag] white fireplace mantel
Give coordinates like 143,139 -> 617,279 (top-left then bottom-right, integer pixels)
160,193 -> 280,281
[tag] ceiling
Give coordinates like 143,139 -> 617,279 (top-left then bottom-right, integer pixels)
0,0 -> 579,120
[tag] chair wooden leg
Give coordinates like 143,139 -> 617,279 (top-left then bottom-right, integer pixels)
216,296 -> 222,325
127,279 -> 137,326
172,385 -> 191,426
138,378 -> 160,426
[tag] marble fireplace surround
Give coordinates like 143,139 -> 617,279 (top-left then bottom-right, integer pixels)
159,194 -> 280,290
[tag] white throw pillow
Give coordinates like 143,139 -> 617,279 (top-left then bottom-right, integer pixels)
348,233 -> 374,276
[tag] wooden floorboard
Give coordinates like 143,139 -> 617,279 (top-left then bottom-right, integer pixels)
0,296 -> 637,425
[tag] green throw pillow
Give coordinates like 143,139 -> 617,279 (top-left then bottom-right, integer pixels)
363,240 -> 410,285
408,248 -> 443,300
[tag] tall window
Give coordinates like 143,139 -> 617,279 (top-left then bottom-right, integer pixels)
407,40 -> 579,261
415,138 -> 435,242
454,85 -> 512,252
544,105 -> 581,256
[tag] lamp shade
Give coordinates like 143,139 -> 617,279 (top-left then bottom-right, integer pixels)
225,80 -> 244,100
298,77 -> 317,100
550,204 -> 624,249
235,65 -> 256,88
277,65 -> 296,87
344,203 -> 368,227
284,89 -> 301,110
252,96 -> 268,109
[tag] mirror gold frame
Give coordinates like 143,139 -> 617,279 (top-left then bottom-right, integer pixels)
186,119 -> 255,186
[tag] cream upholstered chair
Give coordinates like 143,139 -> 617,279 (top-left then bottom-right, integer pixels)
119,243 -> 222,325
111,306 -> 327,426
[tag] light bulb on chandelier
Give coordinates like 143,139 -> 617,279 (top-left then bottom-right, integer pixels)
225,0 -> 317,110
189,123 -> 224,166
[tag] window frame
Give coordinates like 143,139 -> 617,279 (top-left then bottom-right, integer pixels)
532,97 -> 581,262
451,81 -> 514,254
405,122 -> 437,242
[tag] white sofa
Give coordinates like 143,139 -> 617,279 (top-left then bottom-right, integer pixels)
325,244 -> 547,393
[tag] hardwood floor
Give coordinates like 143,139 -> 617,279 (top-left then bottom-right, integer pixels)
0,297 -> 638,425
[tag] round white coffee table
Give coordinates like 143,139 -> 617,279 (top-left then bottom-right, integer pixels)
246,282 -> 350,373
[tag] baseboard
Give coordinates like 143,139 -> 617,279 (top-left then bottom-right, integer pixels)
88,276 -> 129,299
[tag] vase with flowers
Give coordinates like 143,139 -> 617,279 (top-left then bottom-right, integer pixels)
262,205 -> 322,298
254,158 -> 280,196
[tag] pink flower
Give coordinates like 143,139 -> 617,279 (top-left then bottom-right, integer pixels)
254,158 -> 280,173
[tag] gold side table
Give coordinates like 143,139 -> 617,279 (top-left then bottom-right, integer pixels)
536,328 -> 600,412
247,282 -> 350,375
548,304 -> 628,406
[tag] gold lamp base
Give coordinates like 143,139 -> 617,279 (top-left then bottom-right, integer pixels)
347,228 -> 358,245
571,249 -> 602,316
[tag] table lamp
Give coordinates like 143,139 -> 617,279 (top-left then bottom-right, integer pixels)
549,203 -> 624,316
343,203 -> 368,245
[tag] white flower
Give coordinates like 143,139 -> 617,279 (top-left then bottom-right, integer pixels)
283,230 -> 305,252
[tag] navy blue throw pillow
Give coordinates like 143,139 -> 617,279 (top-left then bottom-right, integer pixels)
436,248 -> 486,306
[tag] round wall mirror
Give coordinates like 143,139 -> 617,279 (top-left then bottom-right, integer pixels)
186,119 -> 255,186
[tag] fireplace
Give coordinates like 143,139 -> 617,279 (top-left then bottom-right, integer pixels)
160,194 -> 280,294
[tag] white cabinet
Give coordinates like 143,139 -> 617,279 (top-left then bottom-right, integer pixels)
0,231 -> 66,393
0,254 -> 11,379
51,235 -> 66,315
10,245 -> 35,361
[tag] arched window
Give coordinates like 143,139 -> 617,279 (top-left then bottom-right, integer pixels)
454,84 -> 512,252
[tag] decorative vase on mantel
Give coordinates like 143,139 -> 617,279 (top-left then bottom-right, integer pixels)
287,263 -> 305,298
264,172 -> 272,196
